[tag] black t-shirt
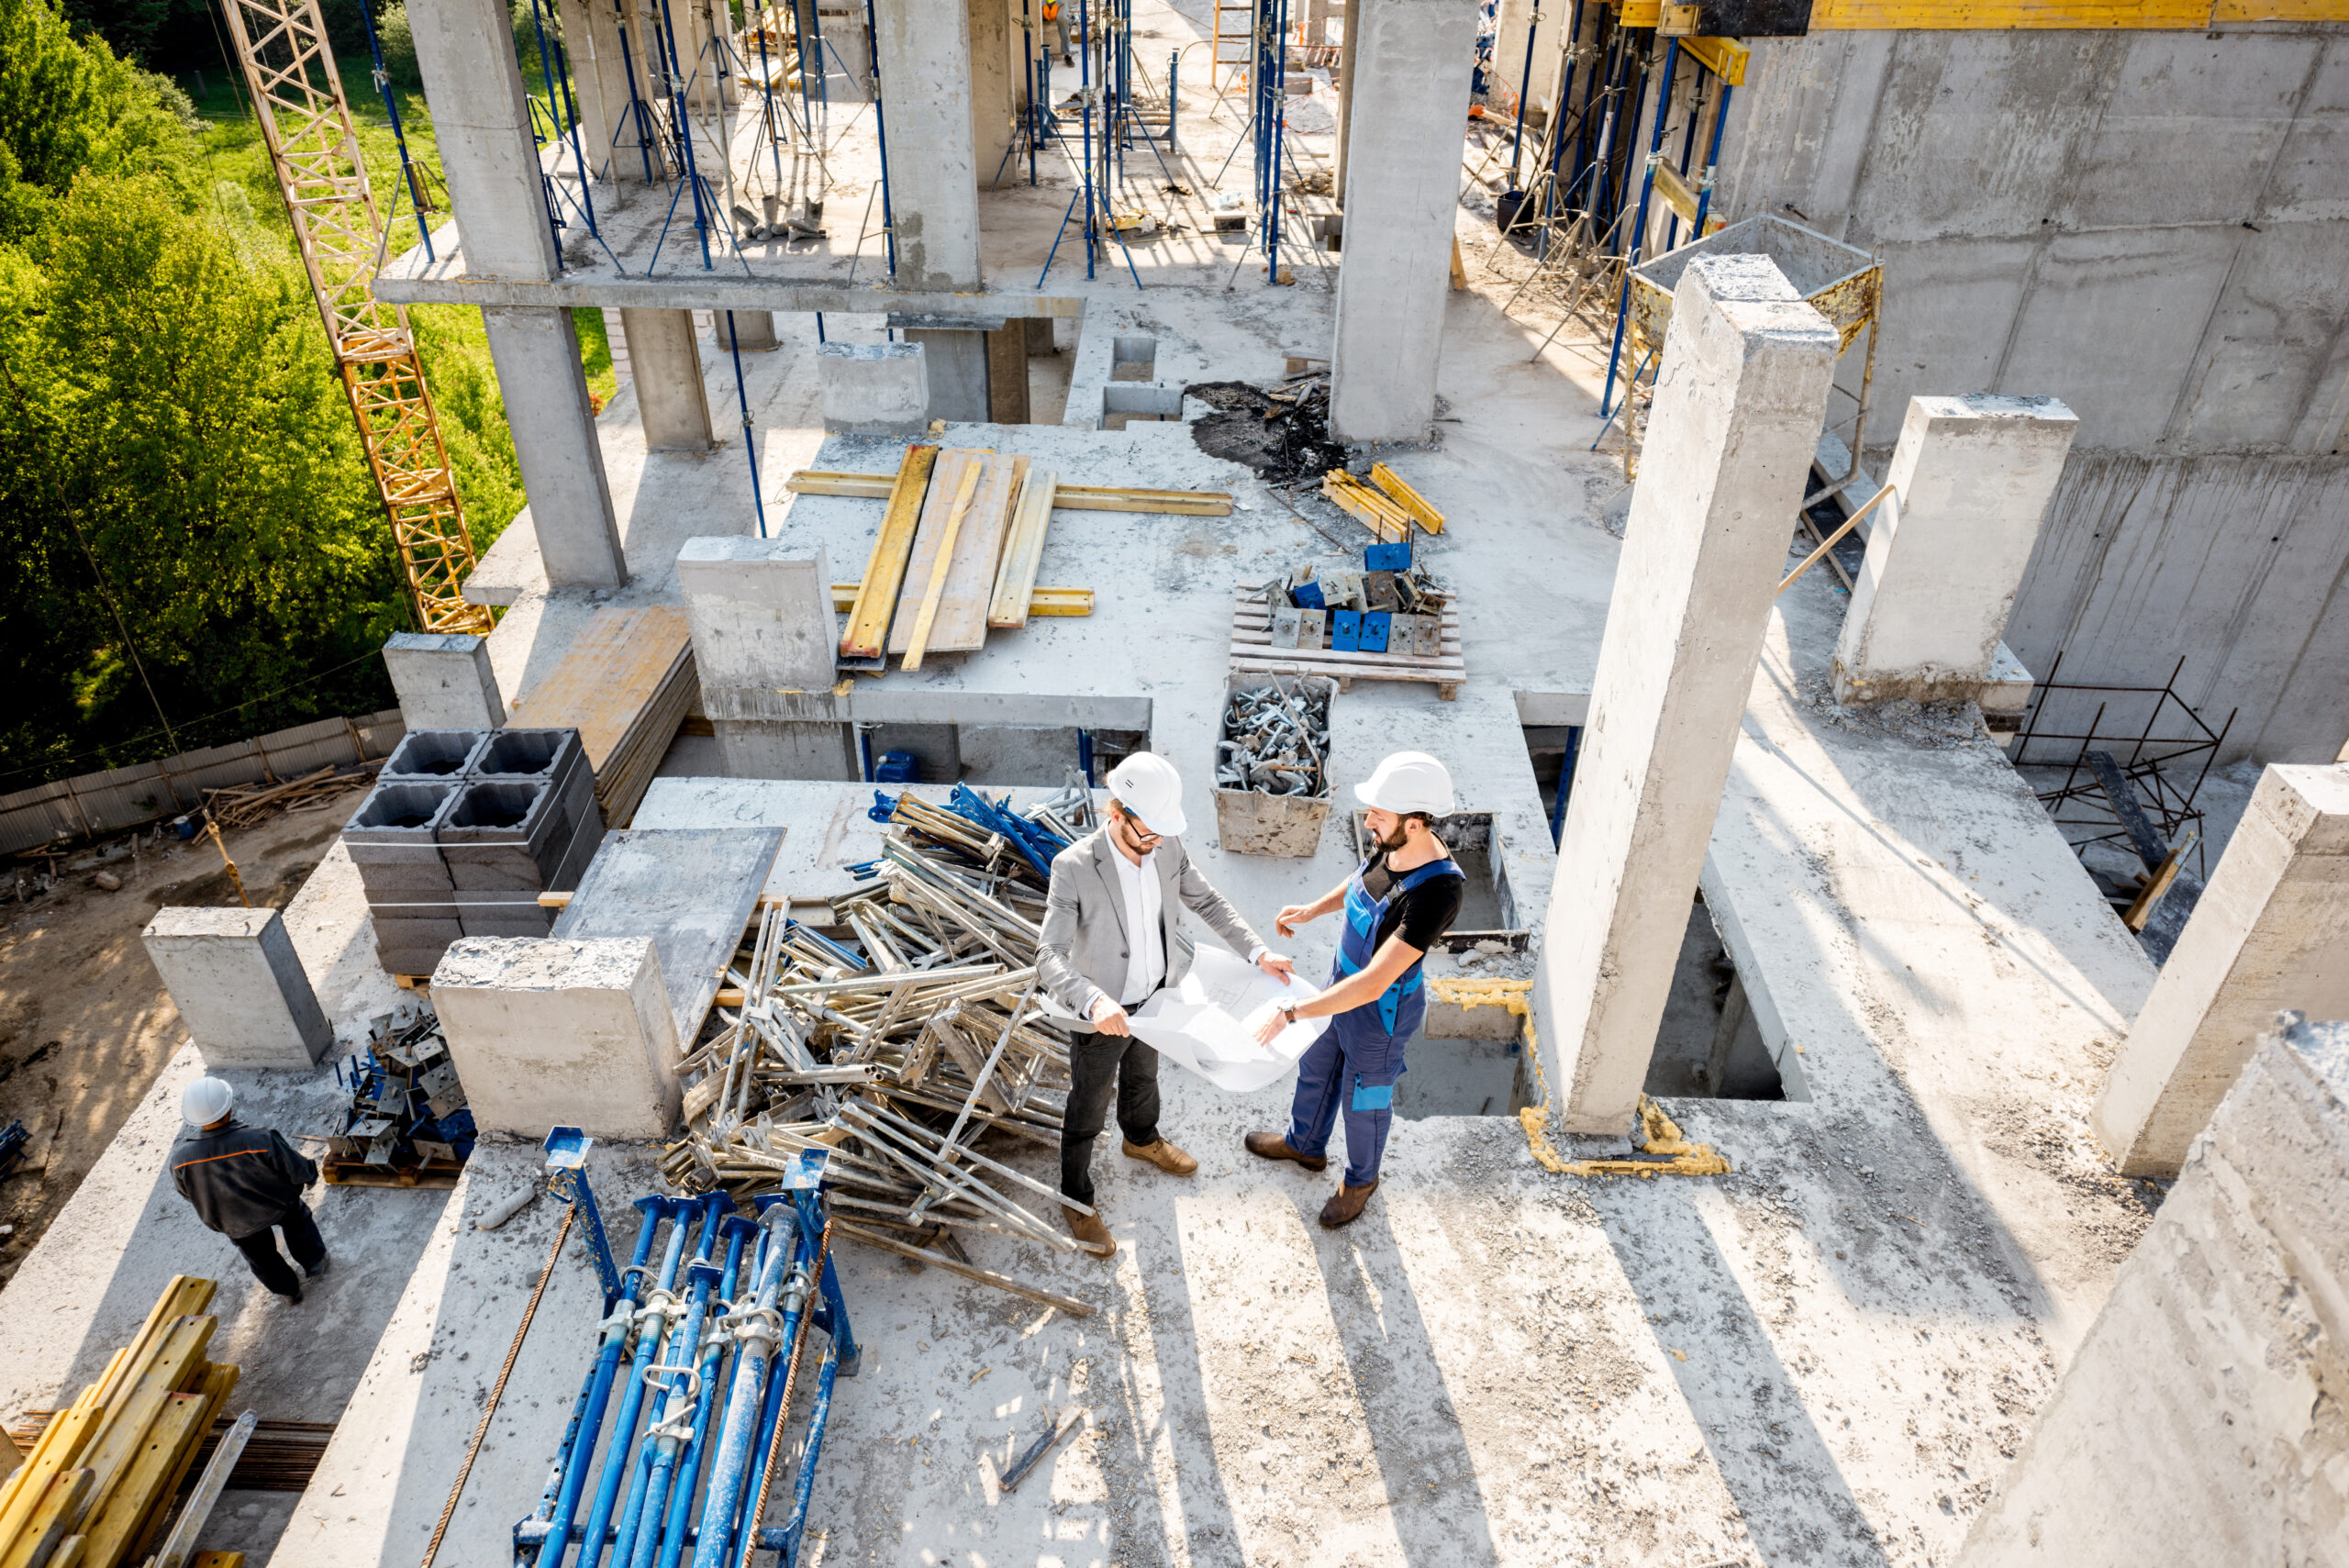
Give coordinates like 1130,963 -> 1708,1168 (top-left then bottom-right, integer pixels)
1358,847 -> 1464,954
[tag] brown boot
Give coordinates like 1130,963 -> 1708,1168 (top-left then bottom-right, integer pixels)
1243,1130 -> 1327,1173
1063,1205 -> 1115,1258
1122,1138 -> 1198,1176
1318,1181 -> 1378,1229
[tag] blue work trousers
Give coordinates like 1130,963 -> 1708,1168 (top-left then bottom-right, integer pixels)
1283,1029 -> 1401,1189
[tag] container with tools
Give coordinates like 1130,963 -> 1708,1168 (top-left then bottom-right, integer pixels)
1212,673 -> 1335,856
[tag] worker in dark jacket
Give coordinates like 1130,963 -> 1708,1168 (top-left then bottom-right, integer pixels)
171,1077 -> 329,1303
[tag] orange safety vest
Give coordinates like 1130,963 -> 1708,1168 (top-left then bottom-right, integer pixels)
1041,1 -> 1059,18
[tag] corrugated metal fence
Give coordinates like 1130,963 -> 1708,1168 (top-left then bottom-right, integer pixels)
0,709 -> 406,856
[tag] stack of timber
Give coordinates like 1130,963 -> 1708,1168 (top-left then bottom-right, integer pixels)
792,450 -> 1231,669
505,606 -> 695,827
0,1276 -> 256,1568
1320,463 -> 1445,543
663,781 -> 1105,1318
198,763 -> 376,831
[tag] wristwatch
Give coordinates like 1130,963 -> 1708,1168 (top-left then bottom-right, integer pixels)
1279,1003 -> 1298,1026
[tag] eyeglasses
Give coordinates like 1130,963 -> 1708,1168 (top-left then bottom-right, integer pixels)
1119,813 -> 1163,845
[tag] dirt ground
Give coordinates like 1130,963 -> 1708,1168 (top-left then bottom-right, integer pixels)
0,792 -> 366,1288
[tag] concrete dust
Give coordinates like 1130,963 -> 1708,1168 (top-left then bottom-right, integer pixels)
0,795 -> 364,1286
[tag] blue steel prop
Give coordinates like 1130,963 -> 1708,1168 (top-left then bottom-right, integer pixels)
722,315 -> 768,536
542,1127 -> 622,1307
1506,4 -> 1540,189
1599,37 -> 1675,418
515,1147 -> 856,1568
1550,724 -> 1581,847
861,0 -> 896,274
357,0 -> 436,260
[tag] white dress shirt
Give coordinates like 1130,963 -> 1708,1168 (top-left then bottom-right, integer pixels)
1109,843 -> 1166,1006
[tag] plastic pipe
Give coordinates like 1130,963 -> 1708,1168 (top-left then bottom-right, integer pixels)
574,1196 -> 697,1566
535,1203 -> 669,1564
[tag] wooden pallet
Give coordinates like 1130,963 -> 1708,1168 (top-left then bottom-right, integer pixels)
320,1156 -> 464,1190
1229,588 -> 1465,700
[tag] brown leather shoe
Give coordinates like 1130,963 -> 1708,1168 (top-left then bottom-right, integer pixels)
1318,1181 -> 1378,1229
1121,1138 -> 1198,1176
1243,1130 -> 1327,1173
1063,1205 -> 1115,1257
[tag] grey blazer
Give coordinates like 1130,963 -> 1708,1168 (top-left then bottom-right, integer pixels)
1038,827 -> 1265,1022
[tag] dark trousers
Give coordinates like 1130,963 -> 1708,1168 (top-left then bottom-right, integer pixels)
230,1203 -> 327,1297
1060,1028 -> 1162,1206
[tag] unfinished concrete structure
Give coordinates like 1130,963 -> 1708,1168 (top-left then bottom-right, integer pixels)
8,1 -> 2349,1564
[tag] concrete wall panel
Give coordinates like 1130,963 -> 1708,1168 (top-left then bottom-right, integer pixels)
2175,224 -> 2349,451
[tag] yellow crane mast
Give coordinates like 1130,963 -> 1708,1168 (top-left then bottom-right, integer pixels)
217,0 -> 493,635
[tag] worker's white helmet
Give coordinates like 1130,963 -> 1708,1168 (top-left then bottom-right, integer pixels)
1107,753 -> 1188,838
183,1076 -> 234,1128
1353,751 -> 1455,817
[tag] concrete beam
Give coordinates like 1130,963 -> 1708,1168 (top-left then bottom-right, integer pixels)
618,308 -> 715,451
482,306 -> 628,588
714,309 -> 779,351
430,936 -> 682,1139
142,907 -> 334,1070
1833,395 -> 2077,706
2094,763 -> 2349,1177
1533,255 -> 1839,1134
405,0 -> 558,280
818,342 -> 930,433
1329,0 -> 1480,443
1960,1011 -> 2349,1564
382,632 -> 507,729
870,0 -> 982,289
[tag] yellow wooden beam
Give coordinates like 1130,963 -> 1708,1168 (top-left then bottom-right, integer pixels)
1321,472 -> 1413,543
1677,36 -> 1748,84
901,460 -> 985,672
831,584 -> 1091,616
1370,463 -> 1446,535
838,446 -> 935,662
0,1469 -> 92,1568
2210,0 -> 2349,16
78,1392 -> 207,1568
987,470 -> 1060,628
1808,0 -> 2207,25
788,470 -> 1232,516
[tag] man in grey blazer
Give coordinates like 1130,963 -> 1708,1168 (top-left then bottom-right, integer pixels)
1040,753 -> 1292,1256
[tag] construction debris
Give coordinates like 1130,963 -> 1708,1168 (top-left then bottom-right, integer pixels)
662,782 -> 1106,1315
319,1006 -> 473,1187
198,762 -> 378,831
1183,376 -> 1349,484
0,1275 -> 251,1568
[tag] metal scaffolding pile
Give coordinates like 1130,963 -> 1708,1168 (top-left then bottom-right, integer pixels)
661,783 -> 1104,1318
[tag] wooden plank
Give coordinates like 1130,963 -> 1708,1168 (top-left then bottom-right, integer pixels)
0,1469 -> 91,1568
95,1281 -> 212,1412
506,606 -> 692,775
880,450 -> 980,656
1449,237 -> 1466,291
1369,463 -> 1444,534
987,471 -> 1060,628
832,584 -> 1091,617
0,1405 -> 97,1544
47,1537 -> 83,1568
72,1318 -> 214,1536
838,445 -> 937,660
77,1392 -> 205,1568
898,458 -> 989,668
1806,0 -> 2208,24
124,1365 -> 239,1565
786,469 -> 1231,516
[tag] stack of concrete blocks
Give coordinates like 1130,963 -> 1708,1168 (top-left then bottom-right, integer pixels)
429,937 -> 681,1139
1955,1012 -> 2349,1565
676,538 -> 856,779
817,342 -> 930,434
342,728 -> 606,976
139,906 -> 334,1069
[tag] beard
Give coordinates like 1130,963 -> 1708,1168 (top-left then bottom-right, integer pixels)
1375,819 -> 1410,851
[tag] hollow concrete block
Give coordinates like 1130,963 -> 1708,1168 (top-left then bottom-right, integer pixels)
142,906 -> 333,1069
817,342 -> 930,433
429,936 -> 683,1139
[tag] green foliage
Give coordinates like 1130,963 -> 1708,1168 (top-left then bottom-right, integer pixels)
0,0 -> 543,795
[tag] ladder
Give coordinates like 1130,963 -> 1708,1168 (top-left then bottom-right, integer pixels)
216,0 -> 492,636
1211,0 -> 1254,95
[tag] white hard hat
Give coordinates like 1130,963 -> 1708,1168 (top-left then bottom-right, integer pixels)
1106,752 -> 1187,837
183,1077 -> 234,1127
1353,751 -> 1455,817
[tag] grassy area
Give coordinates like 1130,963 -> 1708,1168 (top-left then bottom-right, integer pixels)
178,53 -> 611,555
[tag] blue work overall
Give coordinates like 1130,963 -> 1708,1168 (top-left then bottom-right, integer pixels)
1284,856 -> 1464,1188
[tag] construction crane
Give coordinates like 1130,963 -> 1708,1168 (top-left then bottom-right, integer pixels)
216,0 -> 494,636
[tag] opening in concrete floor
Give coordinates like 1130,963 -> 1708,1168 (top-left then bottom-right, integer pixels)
1523,723 -> 1578,841
861,724 -> 1146,787
1645,892 -> 1786,1101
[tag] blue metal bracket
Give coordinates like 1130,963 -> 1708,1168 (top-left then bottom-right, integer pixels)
542,1126 -> 622,1310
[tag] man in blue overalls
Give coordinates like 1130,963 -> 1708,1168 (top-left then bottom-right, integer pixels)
1243,752 -> 1464,1229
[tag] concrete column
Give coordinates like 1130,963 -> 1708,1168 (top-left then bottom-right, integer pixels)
142,907 -> 334,1069
1533,255 -> 1839,1133
871,0 -> 983,288
1833,395 -> 2077,706
618,308 -> 716,451
1958,1012 -> 2349,1566
432,937 -> 683,1138
383,632 -> 507,729
482,306 -> 628,587
818,342 -> 930,432
2094,763 -> 2349,1176
1307,0 -> 1334,45
1334,0 -> 1359,198
985,321 -> 1030,423
558,0 -> 648,181
1328,0 -> 1479,444
908,328 -> 990,421
969,0 -> 1015,188
677,537 -> 854,777
713,309 -> 779,351
406,0 -> 560,279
